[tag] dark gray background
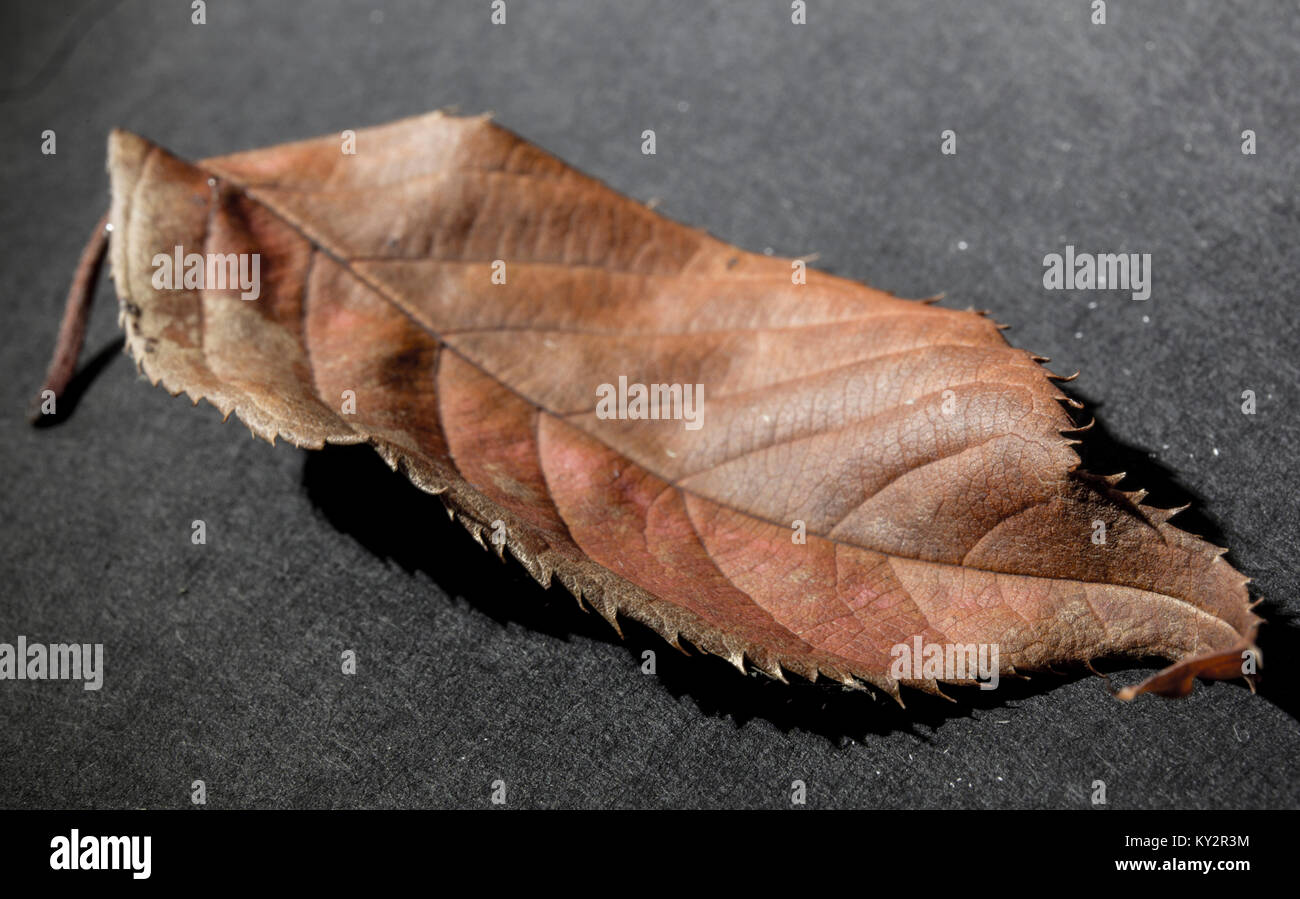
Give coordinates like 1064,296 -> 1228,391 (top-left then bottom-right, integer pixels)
2,0 -> 1297,809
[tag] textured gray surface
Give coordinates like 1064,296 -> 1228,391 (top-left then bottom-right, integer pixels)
1,0 -> 1298,809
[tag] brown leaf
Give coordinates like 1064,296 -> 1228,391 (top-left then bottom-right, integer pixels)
43,111 -> 1261,703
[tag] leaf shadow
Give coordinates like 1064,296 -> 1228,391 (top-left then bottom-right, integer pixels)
1062,387 -> 1228,547
1251,599 -> 1300,721
29,337 -> 124,427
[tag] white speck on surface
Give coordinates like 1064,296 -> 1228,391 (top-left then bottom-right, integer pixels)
957,240 -> 968,250
1142,315 -> 1150,323
1074,331 -> 1083,339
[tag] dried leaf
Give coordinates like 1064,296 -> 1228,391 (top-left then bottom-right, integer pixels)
42,111 -> 1261,703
